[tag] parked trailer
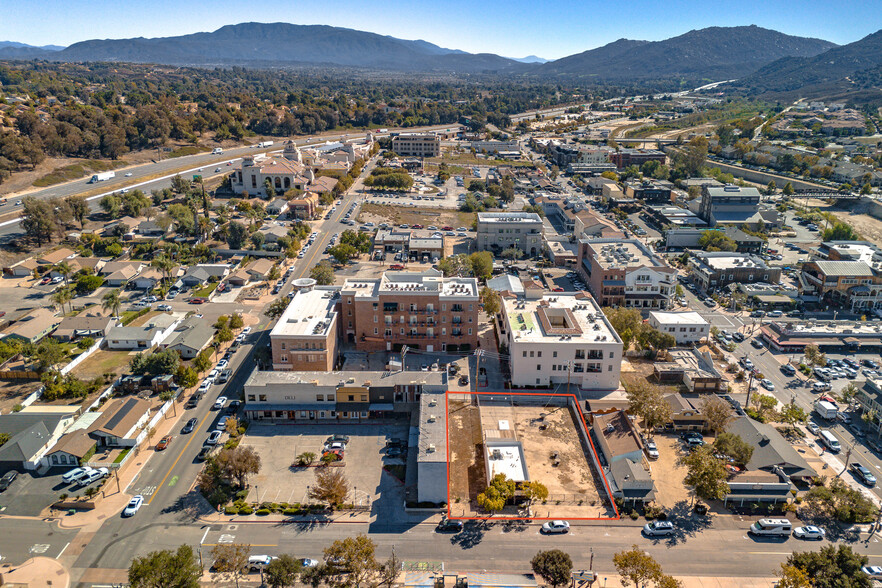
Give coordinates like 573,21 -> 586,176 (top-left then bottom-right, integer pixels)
257,141 -> 274,148
89,171 -> 115,183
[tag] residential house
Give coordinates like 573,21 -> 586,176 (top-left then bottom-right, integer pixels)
137,221 -> 167,238
288,192 -> 321,220
1,308 -> 62,344
226,269 -> 251,287
132,268 -> 164,290
663,393 -> 707,431
44,431 -> 97,468
103,265 -> 139,287
310,176 -> 339,194
49,257 -> 105,278
36,248 -> 76,266
258,224 -> 289,243
591,410 -> 655,506
105,314 -> 179,350
87,397 -> 154,448
180,264 -> 230,287
53,315 -> 116,342
244,259 -> 276,282
161,316 -> 216,359
0,410 -> 76,473
726,416 -> 815,481
6,258 -> 39,277
265,198 -> 289,216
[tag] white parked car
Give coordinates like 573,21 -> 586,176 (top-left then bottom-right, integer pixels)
793,526 -> 825,540
217,359 -> 228,369
77,467 -> 109,486
123,495 -> 144,517
644,440 -> 659,460
541,520 -> 570,534
643,521 -> 675,536
241,327 -> 252,334
206,430 -> 222,445
761,379 -> 775,391
214,397 -> 228,410
62,466 -> 93,484
157,304 -> 172,311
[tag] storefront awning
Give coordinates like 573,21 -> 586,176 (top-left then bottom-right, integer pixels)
369,403 -> 394,411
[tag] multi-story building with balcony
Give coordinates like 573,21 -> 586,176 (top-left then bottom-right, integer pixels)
800,260 -> 882,312
269,285 -> 339,371
689,252 -> 781,293
498,293 -> 622,391
476,212 -> 544,256
340,269 -> 479,352
577,239 -> 676,310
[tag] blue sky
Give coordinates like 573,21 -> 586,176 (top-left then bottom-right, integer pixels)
4,0 -> 881,59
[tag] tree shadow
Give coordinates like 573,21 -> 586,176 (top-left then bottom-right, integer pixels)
645,500 -> 715,546
796,509 -> 863,544
450,520 -> 491,549
160,489 -> 216,522
272,515 -> 333,532
500,518 -> 529,533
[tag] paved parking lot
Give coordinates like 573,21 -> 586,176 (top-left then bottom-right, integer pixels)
0,467 -> 85,517
242,423 -> 408,511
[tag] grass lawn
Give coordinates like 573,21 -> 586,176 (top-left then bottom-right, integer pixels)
72,349 -> 134,381
193,282 -> 219,297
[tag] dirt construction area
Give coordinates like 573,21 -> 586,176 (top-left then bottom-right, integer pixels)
447,395 -> 614,519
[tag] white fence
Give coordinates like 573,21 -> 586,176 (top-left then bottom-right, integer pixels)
60,337 -> 105,375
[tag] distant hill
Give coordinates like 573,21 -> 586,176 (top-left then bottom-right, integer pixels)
536,25 -> 835,81
44,22 -> 524,73
731,29 -> 882,97
512,55 -> 548,64
0,41 -> 63,59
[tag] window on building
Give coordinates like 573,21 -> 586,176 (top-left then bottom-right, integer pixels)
575,349 -> 585,359
348,395 -> 355,401
316,394 -> 324,401
281,342 -> 286,350
259,394 -> 267,401
537,364 -> 541,370
247,395 -> 256,401
530,351 -> 534,357
281,355 -> 288,362
553,351 -> 558,358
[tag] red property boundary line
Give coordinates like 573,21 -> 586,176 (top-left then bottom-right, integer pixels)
445,390 -> 621,521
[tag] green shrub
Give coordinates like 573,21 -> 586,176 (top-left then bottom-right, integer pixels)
239,505 -> 253,515
256,508 -> 271,516
629,510 -> 639,520
235,489 -> 249,501
283,508 -> 300,516
225,506 -> 239,515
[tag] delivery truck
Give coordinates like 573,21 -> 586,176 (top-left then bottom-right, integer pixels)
257,141 -> 274,148
814,399 -> 839,421
89,171 -> 115,183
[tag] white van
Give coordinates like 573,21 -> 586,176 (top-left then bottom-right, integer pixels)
212,147 -> 223,155
749,518 -> 792,536
819,429 -> 841,453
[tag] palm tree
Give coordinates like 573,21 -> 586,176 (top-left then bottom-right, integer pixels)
54,261 -> 73,287
51,286 -> 73,314
150,254 -> 176,285
102,289 -> 122,318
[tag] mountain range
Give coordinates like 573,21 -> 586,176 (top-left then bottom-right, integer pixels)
730,30 -> 882,98
0,23 -> 865,89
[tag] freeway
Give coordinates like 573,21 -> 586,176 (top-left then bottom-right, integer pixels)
0,124 -> 457,240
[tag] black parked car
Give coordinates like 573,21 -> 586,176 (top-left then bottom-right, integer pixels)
196,447 -> 212,461
436,518 -> 464,533
0,470 -> 18,492
227,400 -> 241,413
731,332 -> 745,342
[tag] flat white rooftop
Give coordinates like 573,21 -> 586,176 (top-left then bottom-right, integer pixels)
270,287 -> 338,339
505,293 -> 620,345
486,440 -> 528,482
649,311 -> 708,326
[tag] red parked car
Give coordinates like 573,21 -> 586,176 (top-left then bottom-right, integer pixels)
189,297 -> 206,304
156,435 -> 173,451
389,264 -> 405,270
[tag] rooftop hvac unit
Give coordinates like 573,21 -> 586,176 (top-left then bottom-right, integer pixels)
428,415 -> 437,422
429,398 -> 437,407
605,423 -> 615,434
427,444 -> 436,452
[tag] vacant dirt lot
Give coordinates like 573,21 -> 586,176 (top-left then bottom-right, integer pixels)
650,434 -> 694,508
448,396 -> 614,518
358,203 -> 475,230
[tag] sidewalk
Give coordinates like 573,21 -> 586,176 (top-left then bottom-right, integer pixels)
0,557 -> 70,588
46,391 -> 192,531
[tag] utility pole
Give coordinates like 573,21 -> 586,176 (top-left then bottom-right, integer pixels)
745,369 -> 755,410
